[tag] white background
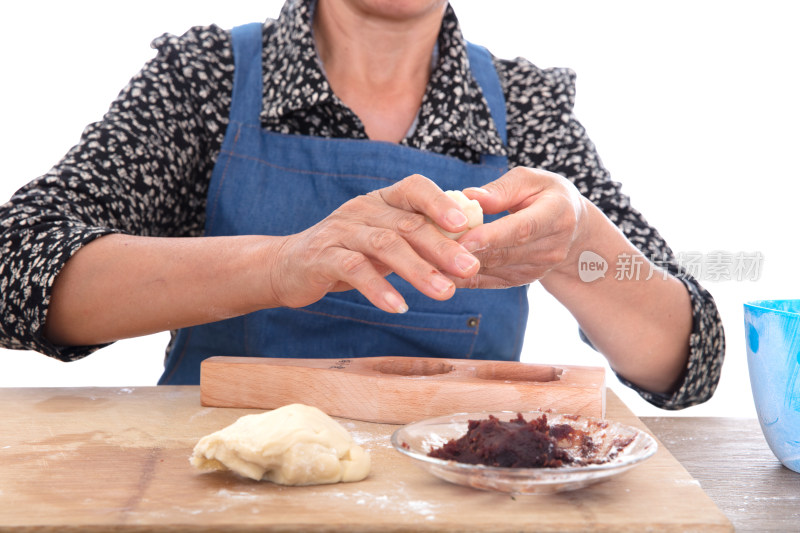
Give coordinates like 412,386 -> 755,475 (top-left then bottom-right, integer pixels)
1,1 -> 798,417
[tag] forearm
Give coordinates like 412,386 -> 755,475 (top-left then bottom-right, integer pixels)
540,202 -> 693,394
43,175 -> 480,347
43,233 -> 283,346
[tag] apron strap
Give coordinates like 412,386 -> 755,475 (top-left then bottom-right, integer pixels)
466,42 -> 508,147
466,42 -> 508,168
230,22 -> 265,125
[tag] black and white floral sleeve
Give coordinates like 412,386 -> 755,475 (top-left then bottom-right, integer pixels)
498,57 -> 725,410
0,25 -> 235,361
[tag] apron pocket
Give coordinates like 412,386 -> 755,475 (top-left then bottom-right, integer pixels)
243,294 -> 481,359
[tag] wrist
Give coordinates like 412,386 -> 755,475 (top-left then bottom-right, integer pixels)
247,235 -> 291,310
545,197 -> 605,283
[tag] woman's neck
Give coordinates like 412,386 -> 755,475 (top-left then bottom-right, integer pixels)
313,0 -> 447,142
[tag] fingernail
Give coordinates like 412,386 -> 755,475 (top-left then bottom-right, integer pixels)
465,187 -> 490,195
431,275 -> 454,295
384,292 -> 408,314
455,252 -> 479,273
445,208 -> 468,228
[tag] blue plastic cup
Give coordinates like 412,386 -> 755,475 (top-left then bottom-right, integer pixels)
744,299 -> 800,473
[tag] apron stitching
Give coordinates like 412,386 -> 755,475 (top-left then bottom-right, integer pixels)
218,149 -> 396,182
206,122 -> 241,228
220,147 -> 506,182
291,307 -> 479,335
220,147 -> 503,183
238,123 -> 508,170
224,145 -> 489,183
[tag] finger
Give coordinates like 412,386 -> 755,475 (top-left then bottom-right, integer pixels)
346,224 -> 458,301
321,247 -> 410,313
448,259 -> 553,289
472,237 -> 570,270
376,174 -> 470,235
458,193 -> 568,254
448,268 -> 541,290
384,209 -> 480,279
348,194 -> 480,279
463,167 -> 556,215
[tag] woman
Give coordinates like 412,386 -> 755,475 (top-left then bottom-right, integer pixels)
0,0 -> 724,407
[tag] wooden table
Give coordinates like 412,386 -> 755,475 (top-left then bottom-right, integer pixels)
0,386 -> 734,531
642,416 -> 800,533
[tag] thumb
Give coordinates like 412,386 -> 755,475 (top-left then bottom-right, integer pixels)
465,168 -> 552,214
462,186 -> 507,215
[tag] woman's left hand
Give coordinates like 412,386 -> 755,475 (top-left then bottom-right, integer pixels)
454,166 -> 694,396
453,166 -> 590,289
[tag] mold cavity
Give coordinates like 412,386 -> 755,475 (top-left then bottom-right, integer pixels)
374,359 -> 455,377
476,364 -> 562,383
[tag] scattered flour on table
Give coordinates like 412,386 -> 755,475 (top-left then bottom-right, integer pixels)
216,488 -> 260,501
348,431 -> 394,450
170,489 -> 262,516
341,422 -> 394,450
188,408 -> 214,423
328,489 -> 439,521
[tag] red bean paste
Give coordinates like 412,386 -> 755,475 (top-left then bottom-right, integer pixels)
428,413 -> 596,468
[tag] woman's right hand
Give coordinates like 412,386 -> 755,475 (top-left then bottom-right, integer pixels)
265,174 -> 481,314
43,175 -> 480,347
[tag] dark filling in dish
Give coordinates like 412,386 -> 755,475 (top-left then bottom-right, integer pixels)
427,413 -> 598,468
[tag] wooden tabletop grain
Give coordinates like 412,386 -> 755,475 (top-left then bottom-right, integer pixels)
0,387 -> 733,532
642,416 -> 800,533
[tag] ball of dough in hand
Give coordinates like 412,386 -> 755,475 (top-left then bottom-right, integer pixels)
435,190 -> 483,239
190,403 -> 370,485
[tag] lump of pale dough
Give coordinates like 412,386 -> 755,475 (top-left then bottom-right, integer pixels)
436,190 -> 483,239
190,403 -> 370,485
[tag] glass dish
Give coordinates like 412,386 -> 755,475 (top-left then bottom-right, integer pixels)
391,411 -> 657,495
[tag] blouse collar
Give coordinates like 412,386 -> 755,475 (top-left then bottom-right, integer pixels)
260,0 -> 506,157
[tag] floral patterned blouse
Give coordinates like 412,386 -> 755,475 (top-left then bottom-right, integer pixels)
0,0 -> 724,409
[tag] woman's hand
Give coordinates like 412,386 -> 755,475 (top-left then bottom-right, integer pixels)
453,166 -> 693,395
453,166 -> 590,289
43,174 -> 482,347
266,174 -> 481,314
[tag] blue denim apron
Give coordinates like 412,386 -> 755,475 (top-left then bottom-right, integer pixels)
160,22 -> 528,384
